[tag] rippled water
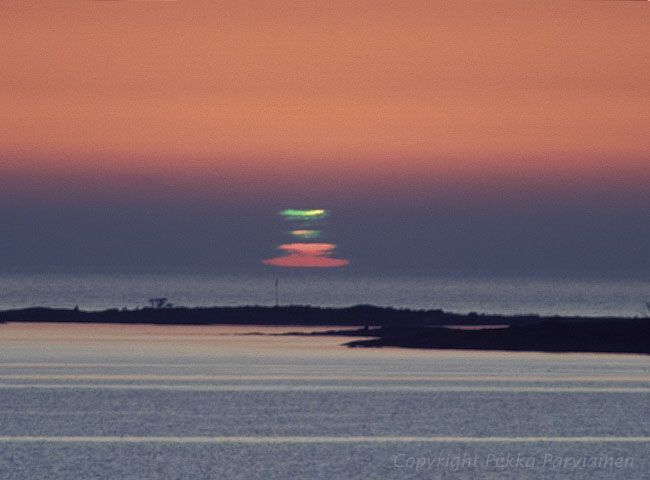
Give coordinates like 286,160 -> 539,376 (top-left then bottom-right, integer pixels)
1,273 -> 649,316
0,324 -> 649,479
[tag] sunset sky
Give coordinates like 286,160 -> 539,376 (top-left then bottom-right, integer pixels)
1,1 -> 649,276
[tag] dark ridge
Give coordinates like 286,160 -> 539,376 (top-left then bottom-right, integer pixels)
344,319 -> 650,354
0,305 -> 634,327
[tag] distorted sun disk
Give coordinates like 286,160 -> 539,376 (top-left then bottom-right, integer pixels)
263,243 -> 349,268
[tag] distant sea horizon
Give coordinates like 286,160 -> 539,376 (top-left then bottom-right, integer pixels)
0,272 -> 649,318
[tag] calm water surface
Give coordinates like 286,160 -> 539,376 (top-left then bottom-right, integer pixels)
0,324 -> 648,479
1,273 -> 649,316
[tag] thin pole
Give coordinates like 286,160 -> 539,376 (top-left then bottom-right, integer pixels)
275,278 -> 279,307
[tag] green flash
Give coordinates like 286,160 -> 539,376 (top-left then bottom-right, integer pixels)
291,229 -> 321,239
280,209 -> 328,219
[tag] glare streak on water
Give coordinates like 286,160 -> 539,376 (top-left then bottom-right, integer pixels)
1,436 -> 650,444
3,373 -> 650,382
2,383 -> 650,393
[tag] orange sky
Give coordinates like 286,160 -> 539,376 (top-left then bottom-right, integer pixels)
1,1 -> 649,195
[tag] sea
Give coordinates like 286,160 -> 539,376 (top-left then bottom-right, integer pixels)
0,323 -> 648,479
0,273 -> 649,479
0,272 -> 649,317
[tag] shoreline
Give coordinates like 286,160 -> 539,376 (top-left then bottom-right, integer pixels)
1,305 -> 649,355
